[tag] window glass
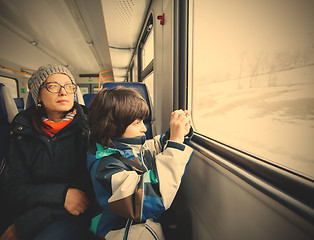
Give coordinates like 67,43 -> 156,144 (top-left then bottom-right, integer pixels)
0,76 -> 18,98
129,62 -> 134,82
143,72 -> 154,106
142,28 -> 154,71
140,15 -> 154,108
78,84 -> 99,94
190,0 -> 314,178
92,86 -> 99,94
79,86 -> 89,96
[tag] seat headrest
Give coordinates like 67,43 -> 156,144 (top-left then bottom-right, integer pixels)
103,82 -> 153,122
0,84 -> 18,123
83,94 -> 96,107
14,98 -> 24,112
0,84 -> 8,124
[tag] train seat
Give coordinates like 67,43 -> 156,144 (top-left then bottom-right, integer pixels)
83,93 -> 96,107
0,84 -> 19,236
14,98 -> 24,112
0,83 -> 18,162
103,82 -> 155,139
26,92 -> 35,108
75,86 -> 85,106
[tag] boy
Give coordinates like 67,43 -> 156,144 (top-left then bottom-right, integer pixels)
87,86 -> 194,239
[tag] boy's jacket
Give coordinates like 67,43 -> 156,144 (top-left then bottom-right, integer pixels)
87,131 -> 194,239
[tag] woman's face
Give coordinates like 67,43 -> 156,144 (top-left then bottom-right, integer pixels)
38,73 -> 75,121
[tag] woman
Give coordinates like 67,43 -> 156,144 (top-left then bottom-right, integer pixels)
0,64 -> 95,240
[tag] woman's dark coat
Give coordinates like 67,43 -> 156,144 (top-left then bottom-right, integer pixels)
1,104 -> 94,238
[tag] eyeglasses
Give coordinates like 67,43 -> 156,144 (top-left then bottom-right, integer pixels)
42,82 -> 77,94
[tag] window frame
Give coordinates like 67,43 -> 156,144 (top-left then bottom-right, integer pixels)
173,0 -> 189,110
138,14 -> 154,82
186,0 -> 314,223
77,83 -> 99,94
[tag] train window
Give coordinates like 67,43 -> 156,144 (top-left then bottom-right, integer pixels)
79,85 -> 89,96
128,61 -> 134,82
143,72 -> 154,106
138,14 -> 154,107
141,28 -> 154,71
0,76 -> 18,98
189,0 -> 314,178
92,86 -> 99,94
139,14 -> 154,82
78,83 -> 99,94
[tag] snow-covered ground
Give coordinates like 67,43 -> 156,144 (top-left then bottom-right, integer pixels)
192,84 -> 314,179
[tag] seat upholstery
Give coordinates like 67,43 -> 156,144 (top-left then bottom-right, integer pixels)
0,83 -> 18,162
83,94 -> 96,107
0,84 -> 9,163
0,83 -> 18,236
26,92 -> 35,108
14,98 -> 24,112
103,82 -> 155,139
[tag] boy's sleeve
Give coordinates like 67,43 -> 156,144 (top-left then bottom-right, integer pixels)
154,140 -> 194,209
95,141 -> 194,222
157,126 -> 194,148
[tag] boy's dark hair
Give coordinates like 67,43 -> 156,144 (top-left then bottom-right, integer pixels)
88,86 -> 149,147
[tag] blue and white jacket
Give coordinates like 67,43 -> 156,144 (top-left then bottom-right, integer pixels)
87,130 -> 194,239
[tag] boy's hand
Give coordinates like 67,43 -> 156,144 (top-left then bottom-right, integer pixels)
183,111 -> 191,136
169,110 -> 190,143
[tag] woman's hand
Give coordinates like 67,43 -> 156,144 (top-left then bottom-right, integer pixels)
0,224 -> 20,240
169,109 -> 190,143
64,188 -> 89,216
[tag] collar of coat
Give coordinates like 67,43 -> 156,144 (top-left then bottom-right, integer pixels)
11,102 -> 88,135
94,135 -> 146,160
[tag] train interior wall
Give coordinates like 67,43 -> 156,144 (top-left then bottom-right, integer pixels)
174,150 -> 313,240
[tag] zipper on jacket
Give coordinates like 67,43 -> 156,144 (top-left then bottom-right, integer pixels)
145,223 -> 159,240
123,219 -> 132,240
140,145 -> 149,171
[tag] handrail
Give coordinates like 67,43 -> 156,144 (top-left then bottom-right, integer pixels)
0,65 -> 31,76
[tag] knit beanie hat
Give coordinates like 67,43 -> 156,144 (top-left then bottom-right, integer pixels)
28,64 -> 75,106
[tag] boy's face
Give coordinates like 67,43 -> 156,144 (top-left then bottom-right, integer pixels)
121,119 -> 147,138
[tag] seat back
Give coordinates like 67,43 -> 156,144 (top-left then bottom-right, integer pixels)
0,84 -> 9,163
0,84 -> 17,235
0,84 -> 8,123
103,82 -> 155,139
26,91 -> 36,108
83,93 -> 96,107
75,86 -> 85,105
0,83 -> 18,163
14,98 -> 24,112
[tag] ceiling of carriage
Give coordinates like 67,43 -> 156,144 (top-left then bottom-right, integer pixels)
101,0 -> 151,81
0,0 -> 150,82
